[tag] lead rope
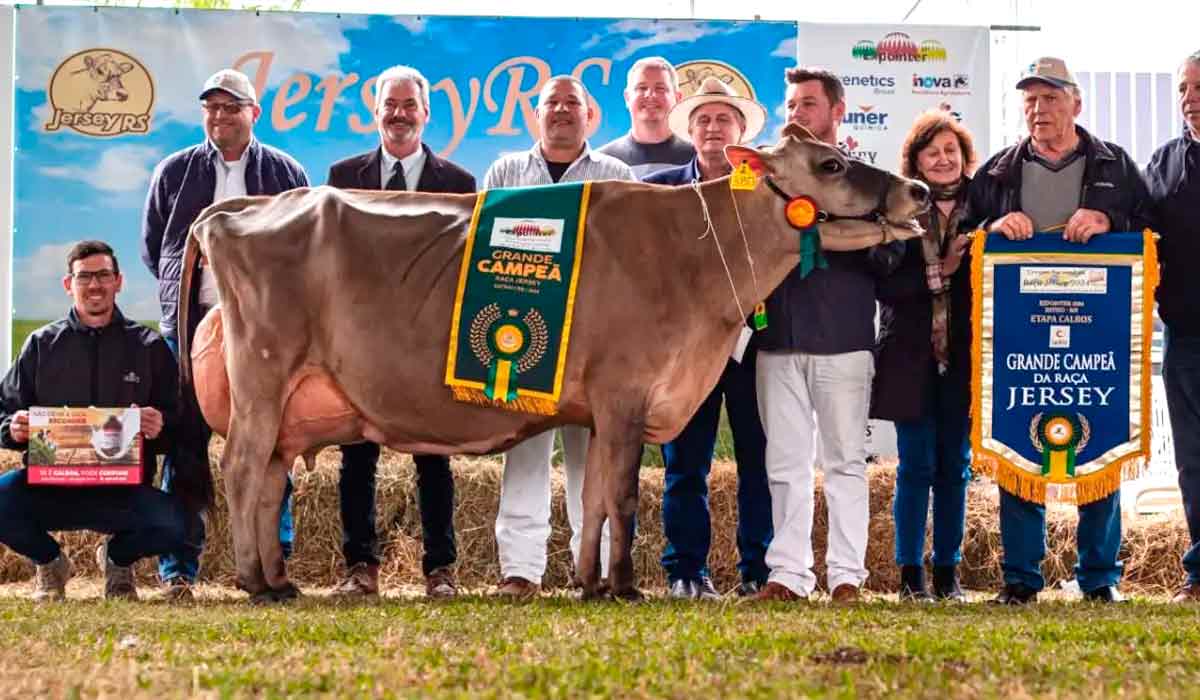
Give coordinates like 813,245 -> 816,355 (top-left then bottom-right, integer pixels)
727,186 -> 761,306
691,180 -> 747,322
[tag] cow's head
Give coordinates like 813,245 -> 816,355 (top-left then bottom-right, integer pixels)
82,53 -> 134,103
726,123 -> 929,251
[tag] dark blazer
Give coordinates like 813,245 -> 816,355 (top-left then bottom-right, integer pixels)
870,191 -> 972,423
326,143 -> 476,194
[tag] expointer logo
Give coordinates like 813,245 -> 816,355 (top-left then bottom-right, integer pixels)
44,48 -> 155,136
852,33 -> 948,63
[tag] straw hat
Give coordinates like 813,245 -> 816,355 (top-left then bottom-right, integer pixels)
667,76 -> 766,145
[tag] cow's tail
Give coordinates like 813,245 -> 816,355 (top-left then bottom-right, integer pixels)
169,223 -> 215,514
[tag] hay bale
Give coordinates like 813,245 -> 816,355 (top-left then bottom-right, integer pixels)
0,446 -> 1189,594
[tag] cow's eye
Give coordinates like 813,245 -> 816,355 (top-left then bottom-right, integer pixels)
820,159 -> 845,174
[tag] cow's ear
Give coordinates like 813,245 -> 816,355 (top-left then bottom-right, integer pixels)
118,62 -> 134,74
782,123 -> 818,142
725,145 -> 772,176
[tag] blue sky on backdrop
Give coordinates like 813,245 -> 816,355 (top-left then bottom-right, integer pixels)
10,7 -> 793,319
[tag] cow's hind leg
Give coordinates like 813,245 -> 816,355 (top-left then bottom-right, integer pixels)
581,414 -> 645,601
222,423 -> 272,596
251,452 -> 299,603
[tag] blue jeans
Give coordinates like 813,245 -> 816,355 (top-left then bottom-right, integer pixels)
661,353 -> 772,584
340,443 -> 457,575
893,369 -> 971,567
159,333 -> 294,583
0,468 -> 197,566
1163,331 -> 1200,585
999,489 -> 1123,592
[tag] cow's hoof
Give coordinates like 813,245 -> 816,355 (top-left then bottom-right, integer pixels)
611,587 -> 645,603
250,583 -> 300,604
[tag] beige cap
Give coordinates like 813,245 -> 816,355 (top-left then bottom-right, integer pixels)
666,76 -> 767,145
1016,57 -> 1078,90
199,69 -> 257,103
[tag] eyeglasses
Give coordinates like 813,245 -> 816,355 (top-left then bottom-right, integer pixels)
72,270 -> 117,285
201,101 -> 250,116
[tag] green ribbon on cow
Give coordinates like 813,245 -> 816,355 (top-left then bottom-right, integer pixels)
799,225 -> 828,279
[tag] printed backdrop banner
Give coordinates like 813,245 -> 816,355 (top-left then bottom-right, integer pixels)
795,22 -> 990,173
970,231 -> 1157,505
10,6 -> 797,324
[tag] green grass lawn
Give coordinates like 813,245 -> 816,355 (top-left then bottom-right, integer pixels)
0,588 -> 1197,698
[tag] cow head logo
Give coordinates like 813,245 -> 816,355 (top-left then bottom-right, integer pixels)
44,48 -> 155,137
674,59 -> 757,101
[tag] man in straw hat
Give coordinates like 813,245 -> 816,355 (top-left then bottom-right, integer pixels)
964,56 -> 1151,604
641,76 -> 772,599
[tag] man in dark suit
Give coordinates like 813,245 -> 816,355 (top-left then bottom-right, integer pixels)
326,64 -> 476,598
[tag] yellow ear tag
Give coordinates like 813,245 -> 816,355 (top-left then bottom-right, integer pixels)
730,160 -> 758,191
785,196 -> 818,229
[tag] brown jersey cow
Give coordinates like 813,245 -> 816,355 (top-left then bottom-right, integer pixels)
177,125 -> 928,601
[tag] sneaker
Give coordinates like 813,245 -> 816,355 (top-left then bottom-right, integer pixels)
735,580 -> 765,598
96,543 -> 137,601
696,576 -> 721,601
159,576 -> 195,602
425,566 -> 457,599
332,562 -> 380,598
495,576 -> 540,600
899,565 -> 933,602
31,554 -> 72,602
1082,585 -> 1126,603
932,565 -> 966,602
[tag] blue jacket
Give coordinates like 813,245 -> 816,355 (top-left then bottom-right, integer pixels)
140,139 -> 309,341
1145,134 -> 1200,335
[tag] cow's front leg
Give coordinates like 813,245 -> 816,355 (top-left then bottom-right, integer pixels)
582,416 -> 645,601
253,453 -> 299,603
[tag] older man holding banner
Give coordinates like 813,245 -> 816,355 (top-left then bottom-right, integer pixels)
964,57 -> 1153,605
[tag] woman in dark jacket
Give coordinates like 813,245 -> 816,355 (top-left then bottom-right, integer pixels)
872,109 -> 978,601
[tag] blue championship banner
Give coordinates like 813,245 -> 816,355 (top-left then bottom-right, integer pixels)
970,230 -> 1158,505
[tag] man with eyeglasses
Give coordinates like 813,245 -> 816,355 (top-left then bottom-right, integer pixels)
324,64 -> 475,599
0,241 -> 194,601
140,68 -> 309,601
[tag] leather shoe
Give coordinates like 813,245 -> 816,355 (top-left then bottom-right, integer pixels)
752,581 -> 805,602
1171,583 -> 1200,603
1082,585 -> 1126,603
495,576 -> 540,600
425,566 -> 457,599
332,562 -> 380,598
991,583 -> 1038,605
830,583 -> 861,605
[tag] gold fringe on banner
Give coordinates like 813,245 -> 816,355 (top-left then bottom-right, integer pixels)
448,386 -> 558,416
970,229 -> 1160,506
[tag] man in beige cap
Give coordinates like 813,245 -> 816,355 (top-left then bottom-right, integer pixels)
963,56 -> 1151,604
643,77 -> 773,599
141,68 -> 309,600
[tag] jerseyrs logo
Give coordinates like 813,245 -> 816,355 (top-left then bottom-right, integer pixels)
44,49 -> 155,136
852,33 -> 948,63
490,217 -> 565,253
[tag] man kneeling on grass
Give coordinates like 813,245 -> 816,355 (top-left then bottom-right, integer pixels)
0,240 -> 195,601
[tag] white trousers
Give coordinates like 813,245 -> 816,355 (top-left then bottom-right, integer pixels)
756,350 -> 873,596
496,426 -> 611,582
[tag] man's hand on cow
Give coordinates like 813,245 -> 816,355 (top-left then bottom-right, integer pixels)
989,212 -> 1035,241
1063,208 -> 1111,244
135,404 -> 163,439
9,410 -> 29,443
940,234 -> 970,277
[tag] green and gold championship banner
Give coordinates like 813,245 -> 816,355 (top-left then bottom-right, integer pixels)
971,230 -> 1158,505
445,182 -> 590,415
